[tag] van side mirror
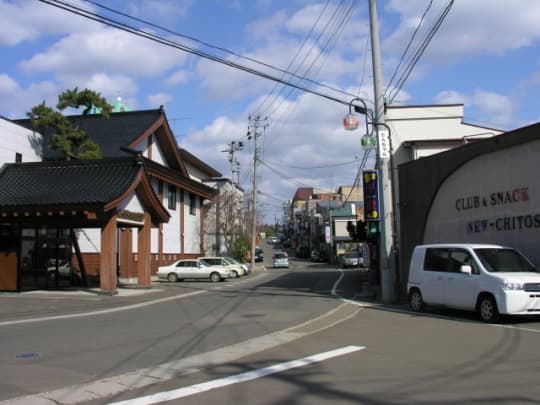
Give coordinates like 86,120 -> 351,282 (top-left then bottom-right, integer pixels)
460,265 -> 472,275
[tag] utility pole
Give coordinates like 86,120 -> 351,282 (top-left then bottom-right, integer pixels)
222,141 -> 243,185
248,115 -> 267,270
369,0 -> 396,303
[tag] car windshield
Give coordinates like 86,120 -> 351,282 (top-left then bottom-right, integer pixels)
275,253 -> 287,259
474,248 -> 537,273
345,252 -> 360,258
225,256 -> 240,264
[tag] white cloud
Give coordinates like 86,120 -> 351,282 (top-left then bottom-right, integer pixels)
0,74 -> 18,93
148,92 -> 173,108
0,0 -> 97,46
19,28 -> 187,78
471,89 -> 514,128
0,78 -> 59,118
385,0 -> 540,62
165,70 -> 190,86
434,90 -> 470,105
128,0 -> 193,24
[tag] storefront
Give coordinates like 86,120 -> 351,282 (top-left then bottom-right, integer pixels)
398,122 -> 540,299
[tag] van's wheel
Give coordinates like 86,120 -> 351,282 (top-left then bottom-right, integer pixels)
231,270 -> 238,279
168,273 -> 179,282
409,289 -> 425,312
210,272 -> 222,282
477,295 -> 500,323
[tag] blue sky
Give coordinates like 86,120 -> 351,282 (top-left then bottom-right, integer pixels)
1,0 -> 540,223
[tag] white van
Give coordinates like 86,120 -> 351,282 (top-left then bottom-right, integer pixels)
407,243 -> 540,322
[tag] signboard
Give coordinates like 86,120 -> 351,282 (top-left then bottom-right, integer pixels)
325,225 -> 331,243
363,170 -> 380,221
377,128 -> 390,159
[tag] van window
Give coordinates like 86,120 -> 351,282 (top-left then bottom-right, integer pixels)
424,248 -> 448,272
474,248 -> 537,273
449,249 -> 478,274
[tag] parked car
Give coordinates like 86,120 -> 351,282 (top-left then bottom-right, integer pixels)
311,249 -> 329,262
156,259 -> 231,282
273,251 -> 289,268
254,247 -> 264,262
341,251 -> 363,268
224,255 -> 251,275
199,256 -> 246,278
407,243 -> 540,322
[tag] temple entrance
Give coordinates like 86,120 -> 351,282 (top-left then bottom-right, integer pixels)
19,226 -> 74,291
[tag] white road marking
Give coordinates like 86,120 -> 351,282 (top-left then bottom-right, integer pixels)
108,346 -> 365,405
0,290 -> 206,327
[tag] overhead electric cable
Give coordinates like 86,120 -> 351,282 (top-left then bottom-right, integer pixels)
260,0 -> 353,117
71,0 -> 362,105
254,0 -> 331,116
384,0 -> 434,100
387,0 -> 454,104
264,0 -> 357,118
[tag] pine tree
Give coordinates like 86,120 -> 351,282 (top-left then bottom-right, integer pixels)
27,88 -> 113,160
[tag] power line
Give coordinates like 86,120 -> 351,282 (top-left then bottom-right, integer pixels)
262,0 -> 357,118
46,0 -> 365,107
384,0 -> 434,101
387,0 -> 455,104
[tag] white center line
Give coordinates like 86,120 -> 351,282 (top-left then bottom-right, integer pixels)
108,345 -> 365,405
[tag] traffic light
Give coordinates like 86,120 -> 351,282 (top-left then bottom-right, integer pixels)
367,221 -> 380,236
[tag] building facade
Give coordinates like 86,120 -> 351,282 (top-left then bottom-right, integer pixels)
0,108 -> 220,292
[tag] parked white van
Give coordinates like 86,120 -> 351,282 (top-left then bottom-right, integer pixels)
407,244 -> 540,322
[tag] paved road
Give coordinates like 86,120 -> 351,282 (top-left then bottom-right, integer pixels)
2,252 -> 540,404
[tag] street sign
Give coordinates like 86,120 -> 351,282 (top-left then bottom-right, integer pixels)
362,170 -> 380,221
377,128 -> 390,159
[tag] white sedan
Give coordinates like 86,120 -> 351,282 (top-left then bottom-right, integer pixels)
156,259 -> 232,282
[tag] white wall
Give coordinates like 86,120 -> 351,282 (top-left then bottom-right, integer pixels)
0,118 -> 42,164
162,183 -> 181,253
184,192 -> 201,254
132,134 -> 166,166
424,139 -> 540,267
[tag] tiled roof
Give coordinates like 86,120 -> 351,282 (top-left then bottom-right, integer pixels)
15,109 -> 163,159
0,157 -> 143,208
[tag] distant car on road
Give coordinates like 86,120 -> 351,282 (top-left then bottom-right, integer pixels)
255,247 -> 264,262
273,251 -> 289,268
341,251 -> 363,268
267,236 -> 278,244
156,259 -> 231,282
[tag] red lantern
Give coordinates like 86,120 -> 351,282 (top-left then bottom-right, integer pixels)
343,113 -> 359,130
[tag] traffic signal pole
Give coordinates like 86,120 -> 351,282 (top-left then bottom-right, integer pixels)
369,0 -> 396,303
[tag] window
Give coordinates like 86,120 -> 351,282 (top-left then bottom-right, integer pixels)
189,193 -> 196,215
474,248 -> 537,273
168,185 -> 177,210
424,248 -> 448,272
449,249 -> 478,274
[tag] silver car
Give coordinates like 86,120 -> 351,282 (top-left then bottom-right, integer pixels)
156,259 -> 231,282
341,251 -> 362,268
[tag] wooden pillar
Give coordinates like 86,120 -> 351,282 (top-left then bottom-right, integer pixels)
137,212 -> 152,287
200,196 -> 205,254
119,228 -> 133,280
100,214 -> 118,293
